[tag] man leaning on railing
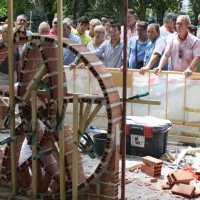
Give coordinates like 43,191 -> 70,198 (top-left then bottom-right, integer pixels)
153,15 -> 200,78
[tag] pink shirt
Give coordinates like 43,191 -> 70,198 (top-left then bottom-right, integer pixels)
165,33 -> 200,71
49,28 -> 56,36
120,25 -> 137,44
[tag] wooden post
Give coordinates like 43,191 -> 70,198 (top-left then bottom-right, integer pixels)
72,94 -> 79,200
32,90 -> 38,199
7,0 -> 17,196
57,0 -> 65,199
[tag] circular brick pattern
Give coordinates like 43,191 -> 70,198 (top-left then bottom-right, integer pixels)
0,36 -> 122,199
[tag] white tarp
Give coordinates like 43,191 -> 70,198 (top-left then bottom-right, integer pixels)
64,67 -> 200,137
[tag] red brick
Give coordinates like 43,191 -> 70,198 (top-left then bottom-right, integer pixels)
85,184 -> 97,195
141,164 -> 161,177
100,183 -> 117,196
107,147 -> 120,171
161,184 -> 171,190
142,156 -> 163,167
171,171 -> 193,184
193,190 -> 200,197
50,181 -> 60,192
100,172 -> 118,183
171,183 -> 195,198
39,172 -> 52,192
20,169 -> 31,187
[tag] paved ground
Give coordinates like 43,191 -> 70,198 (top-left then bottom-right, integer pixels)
0,132 -> 200,200
118,155 -> 200,200
82,144 -> 200,200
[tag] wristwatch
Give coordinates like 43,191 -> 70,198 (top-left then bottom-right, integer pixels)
73,61 -> 78,65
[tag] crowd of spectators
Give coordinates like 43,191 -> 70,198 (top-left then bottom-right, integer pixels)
0,10 -> 200,133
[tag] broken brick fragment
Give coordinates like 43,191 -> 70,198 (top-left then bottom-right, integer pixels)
161,184 -> 171,190
150,178 -> 157,182
129,163 -> 142,172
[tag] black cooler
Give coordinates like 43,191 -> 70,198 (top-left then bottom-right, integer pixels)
126,116 -> 172,158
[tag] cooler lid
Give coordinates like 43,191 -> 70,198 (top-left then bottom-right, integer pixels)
126,116 -> 172,133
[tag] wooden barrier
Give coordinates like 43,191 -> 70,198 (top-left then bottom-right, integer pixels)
64,66 -> 200,143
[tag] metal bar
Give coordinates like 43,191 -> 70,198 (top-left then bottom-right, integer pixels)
7,0 -> 17,196
165,74 -> 168,119
32,90 -> 38,199
121,0 -> 128,199
57,0 -> 65,199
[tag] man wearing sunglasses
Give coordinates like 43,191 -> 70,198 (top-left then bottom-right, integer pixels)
101,15 -> 110,27
153,15 -> 200,78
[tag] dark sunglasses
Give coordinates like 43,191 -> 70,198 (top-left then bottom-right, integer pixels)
179,48 -> 182,59
101,19 -> 107,23
53,21 -> 57,24
17,30 -> 26,35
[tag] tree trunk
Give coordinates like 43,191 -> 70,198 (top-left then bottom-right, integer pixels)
139,4 -> 146,21
72,0 -> 79,20
193,0 -> 200,24
34,0 -> 39,7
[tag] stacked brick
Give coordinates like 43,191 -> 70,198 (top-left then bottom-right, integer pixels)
141,156 -> 163,177
163,170 -> 200,198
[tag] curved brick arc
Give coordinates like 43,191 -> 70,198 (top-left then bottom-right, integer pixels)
0,36 -> 122,200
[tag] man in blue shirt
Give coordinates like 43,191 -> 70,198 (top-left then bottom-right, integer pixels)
63,21 -> 82,65
69,23 -> 123,69
128,21 -> 149,69
93,23 -> 123,68
139,23 -> 168,75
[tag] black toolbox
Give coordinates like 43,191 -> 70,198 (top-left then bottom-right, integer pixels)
126,116 -> 172,158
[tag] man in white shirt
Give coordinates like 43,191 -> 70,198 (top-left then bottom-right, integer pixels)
15,14 -> 32,36
160,13 -> 175,39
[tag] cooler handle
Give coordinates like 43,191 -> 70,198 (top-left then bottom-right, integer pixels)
167,125 -> 173,132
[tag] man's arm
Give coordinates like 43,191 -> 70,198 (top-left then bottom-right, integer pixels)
139,53 -> 159,75
153,54 -> 169,75
183,56 -> 200,78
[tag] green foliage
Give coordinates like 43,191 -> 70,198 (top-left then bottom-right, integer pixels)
1,0 -> 199,29
188,0 -> 195,24
0,0 -> 7,18
25,7 -> 47,33
13,0 -> 34,19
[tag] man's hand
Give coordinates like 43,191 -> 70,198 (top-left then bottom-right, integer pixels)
119,66 -> 123,72
153,67 -> 161,75
139,66 -> 149,75
77,63 -> 85,69
69,62 -> 77,71
183,67 -> 193,78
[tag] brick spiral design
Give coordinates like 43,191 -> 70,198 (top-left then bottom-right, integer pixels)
0,36 -> 122,200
